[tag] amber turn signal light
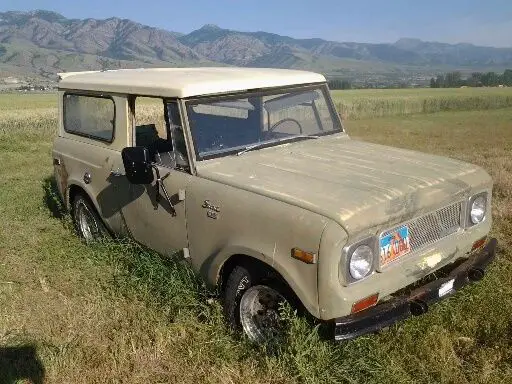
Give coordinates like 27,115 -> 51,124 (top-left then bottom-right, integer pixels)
291,248 -> 317,264
351,293 -> 379,314
471,236 -> 487,252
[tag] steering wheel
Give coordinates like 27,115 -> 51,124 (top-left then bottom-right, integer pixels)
269,118 -> 303,134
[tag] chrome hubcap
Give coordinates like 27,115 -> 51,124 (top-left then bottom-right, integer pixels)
77,203 -> 97,242
239,285 -> 286,343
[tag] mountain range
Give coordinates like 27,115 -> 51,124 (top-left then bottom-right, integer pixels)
1,10 -> 512,83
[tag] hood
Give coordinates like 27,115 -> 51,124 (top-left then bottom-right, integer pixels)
195,134 -> 490,235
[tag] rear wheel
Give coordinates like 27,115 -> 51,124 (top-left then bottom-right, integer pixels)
223,265 -> 288,343
71,194 -> 107,243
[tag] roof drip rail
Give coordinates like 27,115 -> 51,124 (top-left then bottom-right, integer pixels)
58,71 -> 101,81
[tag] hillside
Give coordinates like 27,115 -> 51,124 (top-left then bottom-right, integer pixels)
0,10 -> 214,79
1,10 -> 512,83
179,25 -> 512,68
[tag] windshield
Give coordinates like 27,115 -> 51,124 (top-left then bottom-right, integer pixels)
186,84 -> 342,160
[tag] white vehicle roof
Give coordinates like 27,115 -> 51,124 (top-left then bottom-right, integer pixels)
58,67 -> 326,98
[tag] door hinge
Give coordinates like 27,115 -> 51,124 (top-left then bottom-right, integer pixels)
178,189 -> 186,201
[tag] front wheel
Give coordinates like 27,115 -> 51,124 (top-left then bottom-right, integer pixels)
223,265 -> 288,343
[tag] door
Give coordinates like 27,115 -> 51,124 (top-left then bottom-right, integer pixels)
120,168 -> 190,255
118,98 -> 190,256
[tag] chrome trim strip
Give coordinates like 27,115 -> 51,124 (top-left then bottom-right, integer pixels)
466,192 -> 488,228
341,236 -> 379,285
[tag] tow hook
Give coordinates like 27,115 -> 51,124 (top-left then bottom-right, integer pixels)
468,267 -> 485,282
410,299 -> 428,316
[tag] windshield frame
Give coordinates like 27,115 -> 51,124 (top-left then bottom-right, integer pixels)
183,83 -> 344,161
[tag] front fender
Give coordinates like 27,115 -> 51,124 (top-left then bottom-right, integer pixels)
207,245 -> 272,285
186,177 -> 330,319
208,244 -> 323,318
318,221 -> 349,320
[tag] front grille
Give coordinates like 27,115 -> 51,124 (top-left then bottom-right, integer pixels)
381,201 -> 463,257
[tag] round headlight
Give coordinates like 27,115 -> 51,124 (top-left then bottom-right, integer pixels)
470,196 -> 486,224
349,245 -> 374,280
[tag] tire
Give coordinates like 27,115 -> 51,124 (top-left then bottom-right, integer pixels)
223,264 -> 288,343
71,194 -> 107,243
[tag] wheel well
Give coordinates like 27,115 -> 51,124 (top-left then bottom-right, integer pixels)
217,255 -> 308,314
68,184 -> 86,207
218,255 -> 300,308
67,184 -> 112,235
68,185 -> 101,217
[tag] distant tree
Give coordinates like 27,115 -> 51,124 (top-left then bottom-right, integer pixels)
467,72 -> 484,87
435,74 -> 445,88
444,71 -> 462,87
481,72 -> 500,86
328,79 -> 352,90
341,79 -> 352,90
502,69 -> 512,86
328,79 -> 340,89
434,69 -> 512,88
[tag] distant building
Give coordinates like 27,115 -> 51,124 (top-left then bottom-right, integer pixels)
4,77 -> 20,84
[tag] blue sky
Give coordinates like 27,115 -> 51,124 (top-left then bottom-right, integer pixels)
2,0 -> 512,47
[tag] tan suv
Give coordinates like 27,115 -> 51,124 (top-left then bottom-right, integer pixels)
53,68 -> 497,342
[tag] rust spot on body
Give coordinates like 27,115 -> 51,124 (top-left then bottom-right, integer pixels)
54,162 -> 69,202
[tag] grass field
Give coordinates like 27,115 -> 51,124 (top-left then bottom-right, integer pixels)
332,87 -> 512,119
0,92 -> 511,383
2,86 -> 512,121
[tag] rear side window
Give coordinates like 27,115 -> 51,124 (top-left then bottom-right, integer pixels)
63,94 -> 115,142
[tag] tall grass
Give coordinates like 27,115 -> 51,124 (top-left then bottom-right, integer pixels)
0,109 -> 56,138
332,88 -> 512,119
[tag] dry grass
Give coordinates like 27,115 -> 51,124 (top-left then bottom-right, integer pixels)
332,87 -> 512,120
0,93 -> 511,383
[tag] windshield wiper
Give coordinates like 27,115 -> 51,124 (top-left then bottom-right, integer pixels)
237,135 -> 319,156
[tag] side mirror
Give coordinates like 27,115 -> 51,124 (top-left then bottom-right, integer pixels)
121,147 -> 154,185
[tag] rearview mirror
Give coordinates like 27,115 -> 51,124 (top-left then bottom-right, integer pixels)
121,147 -> 154,185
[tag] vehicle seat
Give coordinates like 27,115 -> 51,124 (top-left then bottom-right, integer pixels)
135,124 -> 173,163
136,124 -> 159,147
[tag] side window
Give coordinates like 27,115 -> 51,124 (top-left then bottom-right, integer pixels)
134,97 -> 189,170
134,97 -> 173,166
64,94 -> 115,142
